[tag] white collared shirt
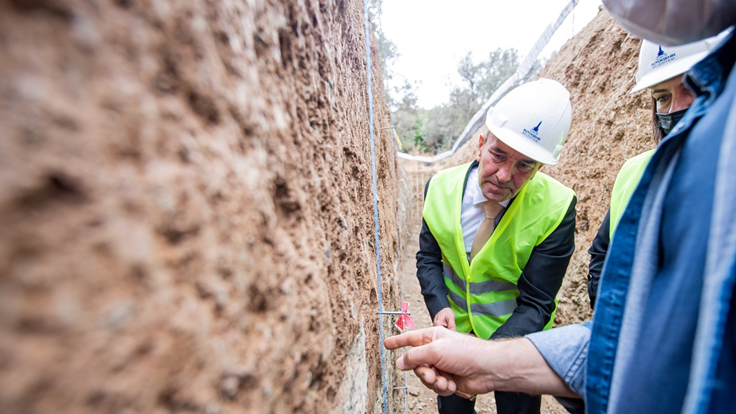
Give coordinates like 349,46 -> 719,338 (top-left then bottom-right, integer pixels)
461,166 -> 510,255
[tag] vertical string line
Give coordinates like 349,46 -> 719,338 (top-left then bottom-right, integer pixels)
362,1 -> 388,413
375,4 -> 408,413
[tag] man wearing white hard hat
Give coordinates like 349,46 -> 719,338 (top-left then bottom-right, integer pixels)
416,78 -> 576,414
386,1 -> 736,413
587,31 -> 729,309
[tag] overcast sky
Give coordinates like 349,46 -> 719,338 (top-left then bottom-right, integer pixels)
380,0 -> 603,108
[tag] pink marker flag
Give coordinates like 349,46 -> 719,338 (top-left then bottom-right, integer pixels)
394,301 -> 415,332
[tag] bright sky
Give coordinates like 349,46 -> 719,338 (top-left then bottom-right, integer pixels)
381,0 -> 603,108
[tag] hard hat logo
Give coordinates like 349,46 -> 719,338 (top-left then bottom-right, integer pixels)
651,47 -> 677,69
522,121 -> 543,143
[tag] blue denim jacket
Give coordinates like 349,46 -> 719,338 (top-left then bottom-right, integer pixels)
528,29 -> 736,414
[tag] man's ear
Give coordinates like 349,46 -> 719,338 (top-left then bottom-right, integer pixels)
477,134 -> 484,162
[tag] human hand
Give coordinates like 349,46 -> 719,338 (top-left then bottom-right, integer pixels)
385,327 -> 579,399
433,308 -> 457,331
384,327 -> 496,397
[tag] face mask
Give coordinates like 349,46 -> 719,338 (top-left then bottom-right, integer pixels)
657,108 -> 688,136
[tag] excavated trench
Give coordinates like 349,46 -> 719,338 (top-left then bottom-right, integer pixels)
1,2 -> 655,414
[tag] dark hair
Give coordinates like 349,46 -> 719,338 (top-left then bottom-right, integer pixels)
651,97 -> 665,143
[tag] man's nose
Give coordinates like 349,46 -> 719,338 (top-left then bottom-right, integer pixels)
496,163 -> 513,182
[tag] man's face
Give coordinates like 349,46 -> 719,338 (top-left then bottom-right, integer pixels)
651,75 -> 696,113
476,132 -> 541,202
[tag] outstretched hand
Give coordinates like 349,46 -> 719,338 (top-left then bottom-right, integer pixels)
384,327 -> 578,399
384,327 -> 497,397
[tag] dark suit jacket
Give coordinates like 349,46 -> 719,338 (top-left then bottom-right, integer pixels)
416,160 -> 577,339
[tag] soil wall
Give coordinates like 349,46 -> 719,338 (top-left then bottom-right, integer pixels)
0,1 -> 403,413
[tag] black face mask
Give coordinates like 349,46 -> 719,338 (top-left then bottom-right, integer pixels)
657,108 -> 688,136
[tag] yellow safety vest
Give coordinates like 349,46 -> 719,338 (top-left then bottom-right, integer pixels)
609,149 -> 655,239
423,163 -> 575,339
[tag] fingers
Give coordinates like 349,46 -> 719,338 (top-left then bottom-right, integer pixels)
455,390 -> 474,399
447,314 -> 456,331
433,311 -> 447,327
435,368 -> 457,394
384,327 -> 443,350
415,366 -> 457,396
433,308 -> 455,329
397,338 -> 445,370
414,366 -> 436,386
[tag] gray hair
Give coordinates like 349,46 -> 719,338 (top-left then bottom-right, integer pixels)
480,127 -> 492,144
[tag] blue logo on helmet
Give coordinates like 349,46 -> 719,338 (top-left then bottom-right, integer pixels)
522,121 -> 542,142
651,46 -> 676,69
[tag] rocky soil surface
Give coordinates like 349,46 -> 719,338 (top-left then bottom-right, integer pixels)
0,0 -> 404,413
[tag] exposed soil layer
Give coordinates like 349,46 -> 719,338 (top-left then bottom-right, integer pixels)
0,1 -> 404,413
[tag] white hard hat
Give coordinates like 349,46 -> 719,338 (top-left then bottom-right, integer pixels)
484,78 -> 572,165
631,29 -> 731,93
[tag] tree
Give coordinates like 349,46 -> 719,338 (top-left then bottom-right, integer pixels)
419,48 -> 521,153
448,49 -> 520,126
477,48 -> 520,100
391,80 -> 427,152
387,44 -> 534,155
421,104 -> 458,152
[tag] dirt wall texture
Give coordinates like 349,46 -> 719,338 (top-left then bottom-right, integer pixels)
404,10 -> 653,328
536,9 -> 652,324
0,1 -> 404,413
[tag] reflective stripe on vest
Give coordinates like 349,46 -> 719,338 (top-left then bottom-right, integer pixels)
447,289 -> 519,318
443,263 -> 517,296
423,162 -> 575,339
609,149 -> 655,238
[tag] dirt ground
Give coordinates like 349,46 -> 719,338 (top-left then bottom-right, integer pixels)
0,0 -> 404,413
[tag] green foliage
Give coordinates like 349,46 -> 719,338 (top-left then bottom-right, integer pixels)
477,49 -> 520,100
391,80 -> 426,152
391,48 -> 526,154
369,1 -> 543,155
421,104 -> 460,152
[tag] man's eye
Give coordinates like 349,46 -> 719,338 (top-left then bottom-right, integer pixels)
655,95 -> 670,103
518,163 -> 533,172
490,152 -> 504,162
